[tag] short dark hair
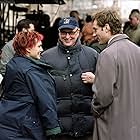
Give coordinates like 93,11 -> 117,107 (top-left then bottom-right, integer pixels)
129,9 -> 140,20
130,9 -> 140,14
16,19 -> 33,32
70,10 -> 79,17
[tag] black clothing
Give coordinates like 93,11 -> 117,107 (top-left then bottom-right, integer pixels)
42,40 -> 98,137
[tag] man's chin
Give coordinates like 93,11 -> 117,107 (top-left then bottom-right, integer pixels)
99,41 -> 103,45
99,41 -> 106,45
63,42 -> 74,47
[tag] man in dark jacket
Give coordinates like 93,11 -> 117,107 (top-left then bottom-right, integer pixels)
41,17 -> 98,140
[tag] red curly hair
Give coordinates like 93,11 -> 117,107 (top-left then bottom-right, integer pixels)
13,31 -> 43,56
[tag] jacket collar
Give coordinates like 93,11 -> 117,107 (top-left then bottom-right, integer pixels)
108,34 -> 129,47
24,56 -> 53,69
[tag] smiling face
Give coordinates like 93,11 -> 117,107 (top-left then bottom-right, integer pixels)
13,31 -> 43,58
92,20 -> 111,44
26,40 -> 43,59
92,10 -> 122,45
59,27 -> 80,47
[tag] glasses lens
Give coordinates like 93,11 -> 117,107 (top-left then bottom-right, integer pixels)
60,29 -> 78,36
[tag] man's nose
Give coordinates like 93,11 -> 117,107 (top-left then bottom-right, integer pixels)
65,33 -> 71,38
92,32 -> 97,37
40,46 -> 43,52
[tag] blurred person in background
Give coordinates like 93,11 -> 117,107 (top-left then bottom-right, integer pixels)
81,20 -> 106,53
0,19 -> 35,76
123,9 -> 140,32
123,9 -> 140,46
43,17 -> 62,50
0,50 -> 3,84
0,31 -> 61,140
70,10 -> 84,31
41,17 -> 98,140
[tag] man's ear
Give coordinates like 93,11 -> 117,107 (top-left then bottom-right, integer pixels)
104,23 -> 111,32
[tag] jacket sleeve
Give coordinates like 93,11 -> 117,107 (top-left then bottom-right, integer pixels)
0,41 -> 15,76
25,69 -> 61,136
91,51 -> 117,117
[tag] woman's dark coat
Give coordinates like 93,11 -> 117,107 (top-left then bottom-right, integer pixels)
0,56 -> 61,140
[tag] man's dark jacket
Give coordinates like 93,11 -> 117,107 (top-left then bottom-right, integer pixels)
42,40 -> 98,137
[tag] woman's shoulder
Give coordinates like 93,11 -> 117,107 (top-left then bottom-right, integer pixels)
8,56 -> 37,73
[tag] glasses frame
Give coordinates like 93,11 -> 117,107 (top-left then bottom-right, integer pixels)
59,28 -> 80,37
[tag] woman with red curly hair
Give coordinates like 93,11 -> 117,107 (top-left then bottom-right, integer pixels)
0,31 -> 61,140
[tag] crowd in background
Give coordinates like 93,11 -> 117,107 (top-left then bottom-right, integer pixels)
1,8 -> 140,53
24,8 -> 140,50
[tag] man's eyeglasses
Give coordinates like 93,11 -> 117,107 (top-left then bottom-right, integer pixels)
59,29 -> 79,37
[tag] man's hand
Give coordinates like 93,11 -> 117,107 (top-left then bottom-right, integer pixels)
81,72 -> 95,84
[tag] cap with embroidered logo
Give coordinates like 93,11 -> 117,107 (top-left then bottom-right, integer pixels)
58,17 -> 79,30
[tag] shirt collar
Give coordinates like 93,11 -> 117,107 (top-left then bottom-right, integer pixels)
108,34 -> 122,44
